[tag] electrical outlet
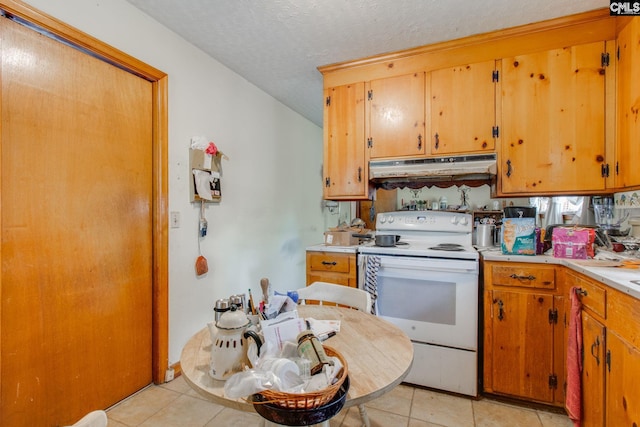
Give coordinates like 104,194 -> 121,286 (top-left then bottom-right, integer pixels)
165,367 -> 175,382
170,211 -> 180,228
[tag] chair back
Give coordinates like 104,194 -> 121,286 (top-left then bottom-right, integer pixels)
297,281 -> 372,313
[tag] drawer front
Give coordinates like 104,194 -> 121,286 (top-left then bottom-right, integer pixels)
575,276 -> 606,319
307,252 -> 352,274
491,265 -> 556,289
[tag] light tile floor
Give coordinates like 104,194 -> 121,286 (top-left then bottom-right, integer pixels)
106,375 -> 573,427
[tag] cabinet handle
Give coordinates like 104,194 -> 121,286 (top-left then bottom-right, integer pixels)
510,274 -> 536,281
576,288 -> 588,297
417,134 -> 422,150
506,159 -> 512,177
434,133 -> 440,150
321,261 -> 337,266
357,167 -> 362,182
591,336 -> 601,366
494,299 -> 505,321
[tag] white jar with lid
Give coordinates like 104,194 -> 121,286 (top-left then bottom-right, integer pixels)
439,196 -> 447,211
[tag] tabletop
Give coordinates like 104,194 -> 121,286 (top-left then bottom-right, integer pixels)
180,305 -> 414,412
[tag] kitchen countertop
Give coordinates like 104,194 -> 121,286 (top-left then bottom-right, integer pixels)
306,243 -> 640,299
480,248 -> 640,300
306,243 -> 359,254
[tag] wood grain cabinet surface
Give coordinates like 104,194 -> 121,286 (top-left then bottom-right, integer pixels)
323,83 -> 368,200
318,12 -> 640,201
367,72 -> 426,159
497,265 -> 640,426
615,17 -> 640,188
483,262 -> 566,406
430,60 -> 498,156
499,41 -> 612,195
306,251 -> 357,288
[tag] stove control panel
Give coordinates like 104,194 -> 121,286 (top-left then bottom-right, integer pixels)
377,211 -> 472,233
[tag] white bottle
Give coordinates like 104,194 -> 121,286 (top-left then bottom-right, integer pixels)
439,196 -> 447,211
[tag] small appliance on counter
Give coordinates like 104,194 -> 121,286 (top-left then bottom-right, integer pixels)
592,196 -> 630,236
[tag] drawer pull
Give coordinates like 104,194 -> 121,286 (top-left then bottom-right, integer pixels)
321,261 -> 337,266
510,274 -> 536,281
575,288 -> 588,297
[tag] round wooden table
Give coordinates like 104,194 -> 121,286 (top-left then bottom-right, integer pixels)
180,305 -> 414,425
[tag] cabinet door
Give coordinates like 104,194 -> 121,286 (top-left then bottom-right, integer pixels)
500,42 -> 607,195
430,60 -> 497,155
616,17 -> 640,188
488,290 -> 555,403
368,72 -> 425,158
606,330 -> 640,427
323,83 -> 367,199
582,312 -> 605,427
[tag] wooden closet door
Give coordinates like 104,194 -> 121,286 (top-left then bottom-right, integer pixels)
1,17 -> 153,426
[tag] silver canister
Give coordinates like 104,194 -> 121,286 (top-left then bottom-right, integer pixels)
476,224 -> 496,247
214,298 -> 230,322
229,294 -> 246,313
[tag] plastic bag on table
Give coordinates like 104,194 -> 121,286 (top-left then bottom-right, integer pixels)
224,369 -> 279,399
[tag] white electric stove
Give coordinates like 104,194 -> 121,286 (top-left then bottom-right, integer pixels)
358,210 -> 480,396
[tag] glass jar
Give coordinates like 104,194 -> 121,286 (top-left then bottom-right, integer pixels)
297,330 -> 331,375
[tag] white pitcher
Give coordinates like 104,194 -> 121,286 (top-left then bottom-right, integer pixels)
208,305 -> 262,380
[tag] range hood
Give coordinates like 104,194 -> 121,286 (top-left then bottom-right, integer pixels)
369,153 -> 497,185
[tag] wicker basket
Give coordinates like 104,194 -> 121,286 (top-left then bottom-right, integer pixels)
256,346 -> 348,409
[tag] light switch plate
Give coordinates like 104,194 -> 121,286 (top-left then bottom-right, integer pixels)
170,211 -> 181,228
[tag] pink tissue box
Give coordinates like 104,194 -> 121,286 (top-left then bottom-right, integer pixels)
552,227 -> 595,259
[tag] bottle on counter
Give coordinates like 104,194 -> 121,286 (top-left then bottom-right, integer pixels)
439,196 -> 448,211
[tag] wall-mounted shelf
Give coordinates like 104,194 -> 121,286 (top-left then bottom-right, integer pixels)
190,148 -> 222,203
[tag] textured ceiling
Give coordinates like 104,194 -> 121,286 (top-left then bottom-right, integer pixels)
125,0 -> 608,127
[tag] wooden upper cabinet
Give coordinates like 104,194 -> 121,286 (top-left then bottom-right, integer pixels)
367,72 -> 426,159
323,83 -> 368,200
616,17 -> 640,188
499,41 -> 609,195
430,60 -> 498,155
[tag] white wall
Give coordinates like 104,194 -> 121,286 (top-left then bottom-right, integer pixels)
24,0 -> 325,364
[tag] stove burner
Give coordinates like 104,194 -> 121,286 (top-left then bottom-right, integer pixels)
429,243 -> 465,252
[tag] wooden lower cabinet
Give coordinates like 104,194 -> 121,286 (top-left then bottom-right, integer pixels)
483,262 -> 566,406
484,261 -> 640,423
606,331 -> 640,426
306,250 -> 357,288
581,311 -> 606,427
564,268 -> 640,427
485,289 -> 556,402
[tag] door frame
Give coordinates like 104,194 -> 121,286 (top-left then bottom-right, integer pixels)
0,0 -> 169,384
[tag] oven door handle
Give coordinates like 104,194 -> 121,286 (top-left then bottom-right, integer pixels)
378,258 -> 478,274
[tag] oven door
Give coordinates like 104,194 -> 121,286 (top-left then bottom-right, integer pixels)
362,254 -> 478,350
